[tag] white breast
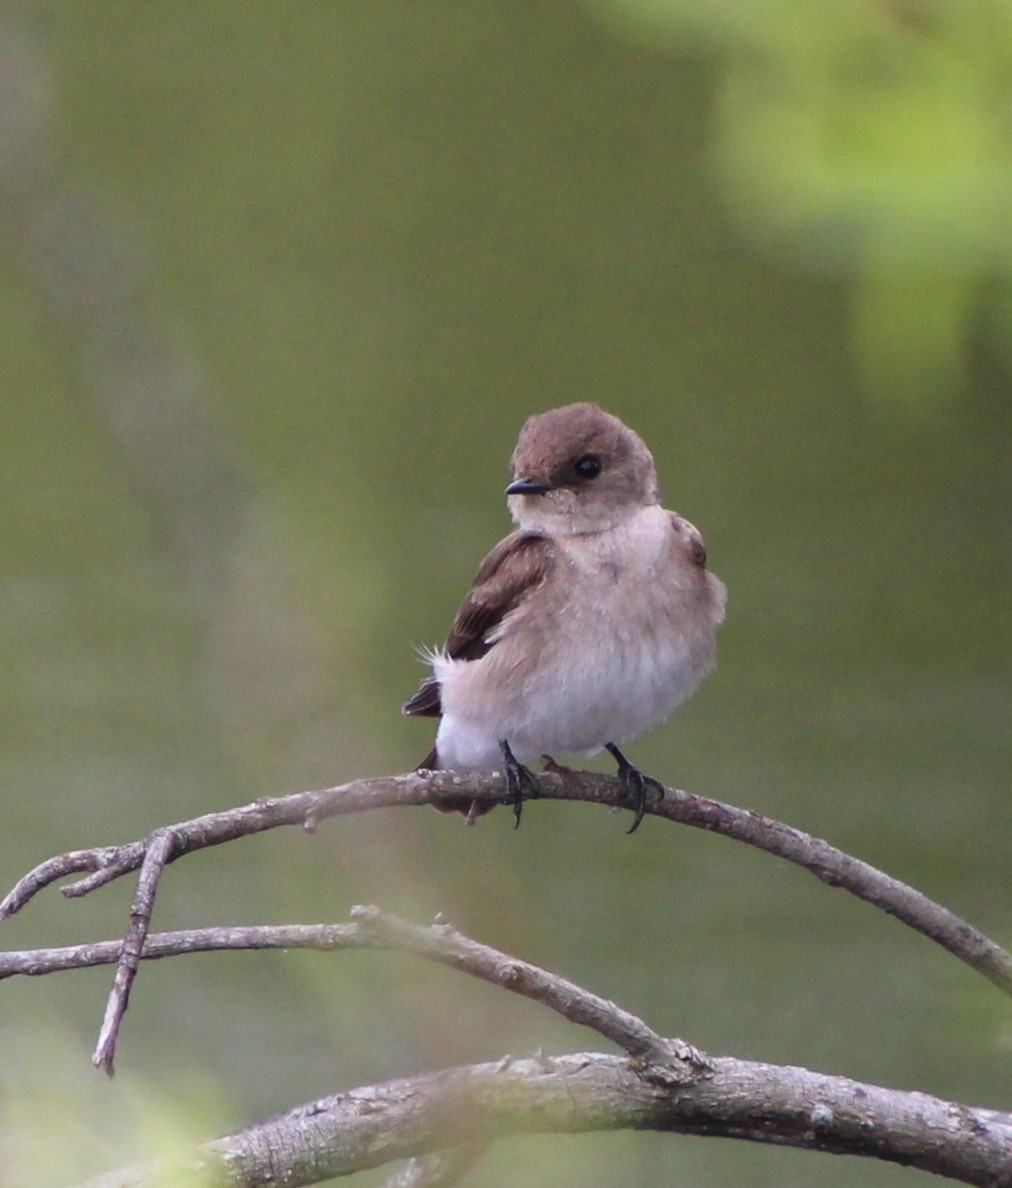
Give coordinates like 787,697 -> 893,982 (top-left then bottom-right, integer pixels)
433,505 -> 724,770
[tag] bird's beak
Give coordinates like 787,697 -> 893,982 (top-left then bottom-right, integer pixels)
505,476 -> 553,496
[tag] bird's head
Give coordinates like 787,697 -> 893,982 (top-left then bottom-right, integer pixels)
506,403 -> 659,535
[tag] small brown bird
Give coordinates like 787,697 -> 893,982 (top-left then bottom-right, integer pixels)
403,403 -> 726,831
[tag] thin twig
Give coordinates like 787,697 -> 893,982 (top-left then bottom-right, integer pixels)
0,923 -> 366,979
0,908 -> 711,1083
2,769 -> 1009,997
351,906 -> 712,1083
92,829 -> 176,1076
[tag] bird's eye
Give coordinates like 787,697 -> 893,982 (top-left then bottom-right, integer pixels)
574,454 -> 602,479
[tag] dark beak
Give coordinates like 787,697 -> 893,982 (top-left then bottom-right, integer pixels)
505,477 -> 553,496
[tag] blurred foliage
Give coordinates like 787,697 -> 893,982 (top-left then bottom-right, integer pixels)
0,3 -> 1008,1186
593,0 -> 1012,403
0,1021 -> 234,1186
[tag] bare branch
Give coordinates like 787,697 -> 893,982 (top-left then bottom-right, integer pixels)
0,908 -> 710,1083
0,776 -> 428,919
350,906 -> 712,1083
5,910 -> 1009,1184
0,924 -> 366,979
2,769 -> 1009,999
74,1052 -> 1012,1188
92,829 -> 176,1076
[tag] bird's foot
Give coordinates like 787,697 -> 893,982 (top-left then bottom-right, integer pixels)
541,753 -> 573,776
499,739 -> 539,829
605,743 -> 663,834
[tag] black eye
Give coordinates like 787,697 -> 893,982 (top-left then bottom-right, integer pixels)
574,453 -> 602,479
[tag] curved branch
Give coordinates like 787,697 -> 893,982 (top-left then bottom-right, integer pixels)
6,910 -> 1010,1185
0,909 -> 710,1084
75,1051 -> 1012,1188
349,906 -> 711,1083
2,769 -> 1009,998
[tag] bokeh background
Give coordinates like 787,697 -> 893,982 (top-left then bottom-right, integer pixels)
0,3 -> 1008,1185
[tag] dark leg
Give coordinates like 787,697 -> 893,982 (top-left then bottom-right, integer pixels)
605,743 -> 663,834
499,739 -> 539,829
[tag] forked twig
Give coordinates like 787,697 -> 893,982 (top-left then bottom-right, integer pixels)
2,768 -> 1009,1074
91,829 -> 176,1075
0,907 -> 712,1085
0,923 -> 365,979
59,908 -> 1011,1188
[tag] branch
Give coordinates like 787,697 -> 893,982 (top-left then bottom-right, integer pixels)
350,906 -> 711,1083
36,908 -> 1005,1188
0,909 -> 710,1085
3,769 -> 1007,998
75,1051 -> 1012,1188
92,829 -> 175,1075
0,923 -> 367,979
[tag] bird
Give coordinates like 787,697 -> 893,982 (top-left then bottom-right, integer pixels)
403,402 -> 726,832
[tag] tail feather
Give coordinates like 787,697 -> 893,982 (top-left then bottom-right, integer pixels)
417,744 -> 439,772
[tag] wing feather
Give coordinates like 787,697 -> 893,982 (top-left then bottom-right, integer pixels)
669,512 -> 707,568
402,532 -> 553,718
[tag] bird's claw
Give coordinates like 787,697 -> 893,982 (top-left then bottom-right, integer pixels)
499,740 -> 539,828
605,743 -> 663,834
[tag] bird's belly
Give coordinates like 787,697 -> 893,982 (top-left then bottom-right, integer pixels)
434,611 -> 713,769
517,623 -> 706,752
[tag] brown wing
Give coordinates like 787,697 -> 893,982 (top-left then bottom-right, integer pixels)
669,512 -> 707,568
402,531 -> 554,718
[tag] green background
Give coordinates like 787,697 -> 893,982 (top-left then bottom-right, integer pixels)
0,3 -> 1008,1185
